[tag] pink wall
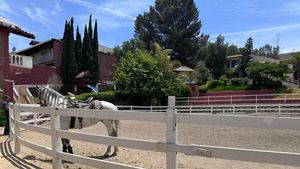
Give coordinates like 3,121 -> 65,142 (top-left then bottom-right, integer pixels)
13,65 -> 56,85
98,52 -> 118,82
199,90 -> 274,96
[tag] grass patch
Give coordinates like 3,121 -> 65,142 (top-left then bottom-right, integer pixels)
208,85 -> 250,92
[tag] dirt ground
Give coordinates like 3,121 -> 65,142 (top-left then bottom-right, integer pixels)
1,120 -> 300,169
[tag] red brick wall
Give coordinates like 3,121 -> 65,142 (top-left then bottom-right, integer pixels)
53,40 -> 62,74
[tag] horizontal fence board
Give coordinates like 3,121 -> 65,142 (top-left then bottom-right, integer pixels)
198,145 -> 300,166
56,108 -> 166,122
18,136 -> 52,156
57,130 -> 163,152
58,152 -> 142,169
21,117 -> 51,124
176,114 -> 300,130
17,121 -> 51,135
17,106 -> 53,114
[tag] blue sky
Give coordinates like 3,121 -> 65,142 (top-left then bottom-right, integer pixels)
1,0 -> 300,53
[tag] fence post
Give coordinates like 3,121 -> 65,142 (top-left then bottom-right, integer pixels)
130,105 -> 133,111
34,113 -> 38,125
150,105 -> 153,112
166,96 -> 177,169
187,97 -> 190,105
233,105 -> 235,115
51,108 -> 62,169
284,95 -> 287,104
9,103 -> 14,140
278,104 -> 281,116
189,104 -> 192,113
211,105 -> 213,114
14,103 -> 20,154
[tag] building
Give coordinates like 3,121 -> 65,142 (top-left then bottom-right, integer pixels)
0,18 -> 35,99
227,54 -> 279,69
0,18 -> 118,99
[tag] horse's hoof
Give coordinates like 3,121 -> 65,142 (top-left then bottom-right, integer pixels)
111,152 -> 117,156
102,153 -> 109,158
63,145 -> 67,153
67,146 -> 73,154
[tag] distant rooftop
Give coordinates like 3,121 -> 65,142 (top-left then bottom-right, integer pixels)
173,66 -> 194,72
0,18 -> 35,39
98,45 -> 114,54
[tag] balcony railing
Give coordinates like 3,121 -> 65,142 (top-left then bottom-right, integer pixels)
9,53 -> 33,69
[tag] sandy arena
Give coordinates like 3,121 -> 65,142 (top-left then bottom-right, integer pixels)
1,120 -> 300,169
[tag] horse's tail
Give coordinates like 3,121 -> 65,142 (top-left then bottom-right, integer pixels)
114,120 -> 120,137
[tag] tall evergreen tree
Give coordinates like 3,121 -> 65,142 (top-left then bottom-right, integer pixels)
135,0 -> 207,66
60,18 -> 77,93
205,35 -> 227,78
82,25 -> 94,72
88,14 -> 93,41
239,37 -> 253,77
92,20 -> 99,80
75,25 -> 83,72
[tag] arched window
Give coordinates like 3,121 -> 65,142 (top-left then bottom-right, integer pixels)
16,57 -> 19,65
13,56 -> 16,64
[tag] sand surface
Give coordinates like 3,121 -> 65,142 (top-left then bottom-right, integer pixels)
1,120 -> 300,169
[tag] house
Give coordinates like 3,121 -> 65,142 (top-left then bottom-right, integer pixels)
15,38 -> 118,92
0,18 -> 35,99
226,54 -> 279,69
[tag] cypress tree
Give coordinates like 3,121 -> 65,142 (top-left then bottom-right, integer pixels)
67,18 -> 77,85
60,18 -> 77,93
75,25 -> 83,72
61,20 -> 70,93
82,25 -> 94,72
92,20 -> 99,80
88,14 -> 93,41
239,37 -> 253,77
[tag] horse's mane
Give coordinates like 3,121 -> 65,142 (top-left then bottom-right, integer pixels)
40,86 -> 65,107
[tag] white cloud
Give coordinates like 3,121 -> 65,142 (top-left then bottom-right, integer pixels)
55,0 -> 61,11
24,6 -> 54,28
64,0 -> 153,29
211,24 -> 300,37
0,0 -> 13,15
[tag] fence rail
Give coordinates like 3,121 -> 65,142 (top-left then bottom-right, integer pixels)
177,93 -> 300,105
9,97 -> 300,169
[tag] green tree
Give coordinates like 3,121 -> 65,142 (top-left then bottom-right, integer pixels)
135,0 -> 207,66
75,26 -> 83,72
60,18 -> 77,93
92,20 -> 99,80
114,49 -> 186,105
82,25 -> 94,72
227,44 -> 240,56
113,38 -> 146,57
205,35 -> 227,79
239,37 -> 253,77
289,52 -> 300,80
192,61 -> 209,85
246,62 -> 290,85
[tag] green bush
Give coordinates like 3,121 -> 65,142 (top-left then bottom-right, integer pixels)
76,91 -> 118,103
175,84 -> 191,97
219,75 -> 228,86
240,78 -> 249,85
231,78 -> 241,85
207,80 -> 221,89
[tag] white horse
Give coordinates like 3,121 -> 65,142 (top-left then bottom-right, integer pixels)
36,86 -> 120,157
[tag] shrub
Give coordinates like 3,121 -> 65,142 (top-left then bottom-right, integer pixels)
231,78 -> 241,85
219,75 -> 228,86
207,80 -> 221,89
175,84 -> 191,97
240,78 -> 249,85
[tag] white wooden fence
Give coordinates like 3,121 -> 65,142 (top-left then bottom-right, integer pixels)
9,96 -> 300,169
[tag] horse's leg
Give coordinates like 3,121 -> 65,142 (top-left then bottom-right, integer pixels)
103,120 -> 114,156
111,120 -> 119,156
61,138 -> 73,154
